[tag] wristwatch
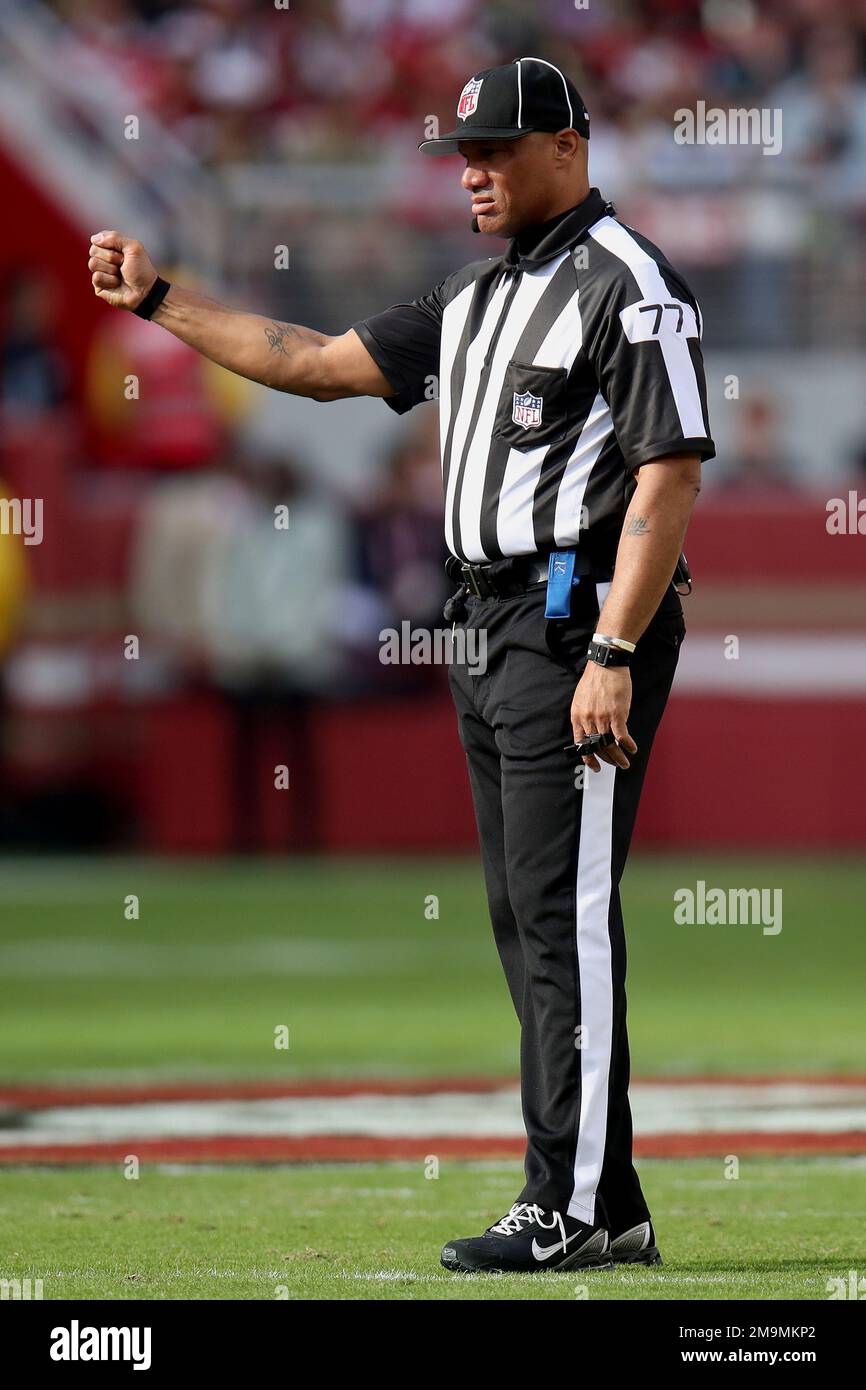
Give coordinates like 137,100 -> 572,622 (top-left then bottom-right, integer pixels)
587,639 -> 632,669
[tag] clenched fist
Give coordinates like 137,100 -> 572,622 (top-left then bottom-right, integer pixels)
88,231 -> 158,310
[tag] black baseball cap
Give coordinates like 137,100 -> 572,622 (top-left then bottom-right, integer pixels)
419,56 -> 590,156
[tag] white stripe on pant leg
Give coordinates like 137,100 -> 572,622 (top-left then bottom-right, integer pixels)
568,760 -> 615,1223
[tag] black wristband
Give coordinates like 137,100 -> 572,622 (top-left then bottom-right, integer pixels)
587,639 -> 631,669
133,276 -> 171,320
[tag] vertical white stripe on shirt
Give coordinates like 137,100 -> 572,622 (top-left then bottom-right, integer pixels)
569,760 -> 616,1224
459,253 -> 569,562
438,279 -> 476,482
496,441 -> 549,556
443,274 -> 512,556
589,218 -> 706,439
552,392 -> 613,548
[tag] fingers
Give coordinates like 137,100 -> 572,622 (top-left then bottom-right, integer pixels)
89,247 -> 122,270
611,721 -> 637,756
569,718 -> 637,774
91,230 -> 127,251
603,717 -> 636,770
569,719 -> 601,774
89,259 -> 121,281
88,240 -> 124,299
590,720 -> 634,770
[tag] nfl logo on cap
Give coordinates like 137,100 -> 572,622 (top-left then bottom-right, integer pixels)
457,77 -> 483,120
512,390 -> 543,429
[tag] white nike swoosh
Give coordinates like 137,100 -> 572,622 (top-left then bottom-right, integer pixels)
531,1230 -> 588,1262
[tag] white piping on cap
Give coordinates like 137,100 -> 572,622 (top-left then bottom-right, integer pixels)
518,55 -> 574,128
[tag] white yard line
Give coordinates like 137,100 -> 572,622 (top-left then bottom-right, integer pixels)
1,1082 -> 864,1147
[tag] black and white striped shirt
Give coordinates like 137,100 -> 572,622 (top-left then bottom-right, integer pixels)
354,187 -> 715,566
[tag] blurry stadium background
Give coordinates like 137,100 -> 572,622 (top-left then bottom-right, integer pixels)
1,0 -> 865,853
0,0 -> 863,1300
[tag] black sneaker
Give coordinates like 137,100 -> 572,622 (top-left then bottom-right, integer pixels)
441,1201 -> 613,1273
609,1220 -> 662,1265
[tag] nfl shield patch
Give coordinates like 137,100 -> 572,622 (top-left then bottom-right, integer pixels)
457,77 -> 483,120
512,390 -> 543,429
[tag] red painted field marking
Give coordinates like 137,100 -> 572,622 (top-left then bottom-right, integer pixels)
0,1131 -> 863,1166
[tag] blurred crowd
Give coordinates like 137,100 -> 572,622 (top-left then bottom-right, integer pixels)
128,404 -> 451,700
34,0 -> 866,341
0,0 -> 864,846
45,0 -> 866,200
0,305 -> 450,844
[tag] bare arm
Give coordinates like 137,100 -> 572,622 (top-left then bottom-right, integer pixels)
88,231 -> 394,402
571,454 -> 701,772
597,454 -> 702,644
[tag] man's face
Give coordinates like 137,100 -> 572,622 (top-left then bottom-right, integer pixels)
458,132 -> 569,237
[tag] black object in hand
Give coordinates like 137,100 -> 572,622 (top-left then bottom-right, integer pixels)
563,731 -> 618,762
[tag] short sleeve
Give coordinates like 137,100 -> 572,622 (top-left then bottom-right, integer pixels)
589,272 -> 715,469
352,284 -> 444,415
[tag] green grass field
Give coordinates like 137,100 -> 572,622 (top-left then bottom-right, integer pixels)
2,1160 -> 862,1300
0,854 -> 862,1080
0,854 -> 862,1300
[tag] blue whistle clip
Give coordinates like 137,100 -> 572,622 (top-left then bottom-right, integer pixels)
545,551 -> 579,618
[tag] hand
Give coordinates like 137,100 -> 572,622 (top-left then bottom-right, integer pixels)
570,661 -> 637,772
88,231 -> 158,311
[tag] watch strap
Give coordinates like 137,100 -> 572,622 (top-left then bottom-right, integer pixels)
588,639 -> 631,668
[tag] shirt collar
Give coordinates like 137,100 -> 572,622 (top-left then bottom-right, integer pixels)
504,188 -> 613,271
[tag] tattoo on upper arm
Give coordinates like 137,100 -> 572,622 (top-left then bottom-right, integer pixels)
625,515 -> 650,536
264,321 -> 299,355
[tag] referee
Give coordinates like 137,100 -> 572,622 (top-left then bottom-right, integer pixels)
87,56 -> 714,1275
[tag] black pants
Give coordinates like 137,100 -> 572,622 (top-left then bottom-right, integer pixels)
448,574 -> 684,1229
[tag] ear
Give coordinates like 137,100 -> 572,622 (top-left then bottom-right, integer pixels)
552,128 -> 582,163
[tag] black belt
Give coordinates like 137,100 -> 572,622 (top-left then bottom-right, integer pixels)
444,550 -> 691,624
452,556 -> 548,600
443,553 -> 616,626
446,552 -> 613,599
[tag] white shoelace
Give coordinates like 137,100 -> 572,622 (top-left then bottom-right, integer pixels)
489,1202 -> 568,1247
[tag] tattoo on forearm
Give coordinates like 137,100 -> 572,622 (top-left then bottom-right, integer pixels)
625,515 -> 650,536
264,321 -> 300,356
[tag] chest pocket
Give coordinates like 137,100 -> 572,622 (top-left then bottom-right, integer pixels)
492,360 -> 569,452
